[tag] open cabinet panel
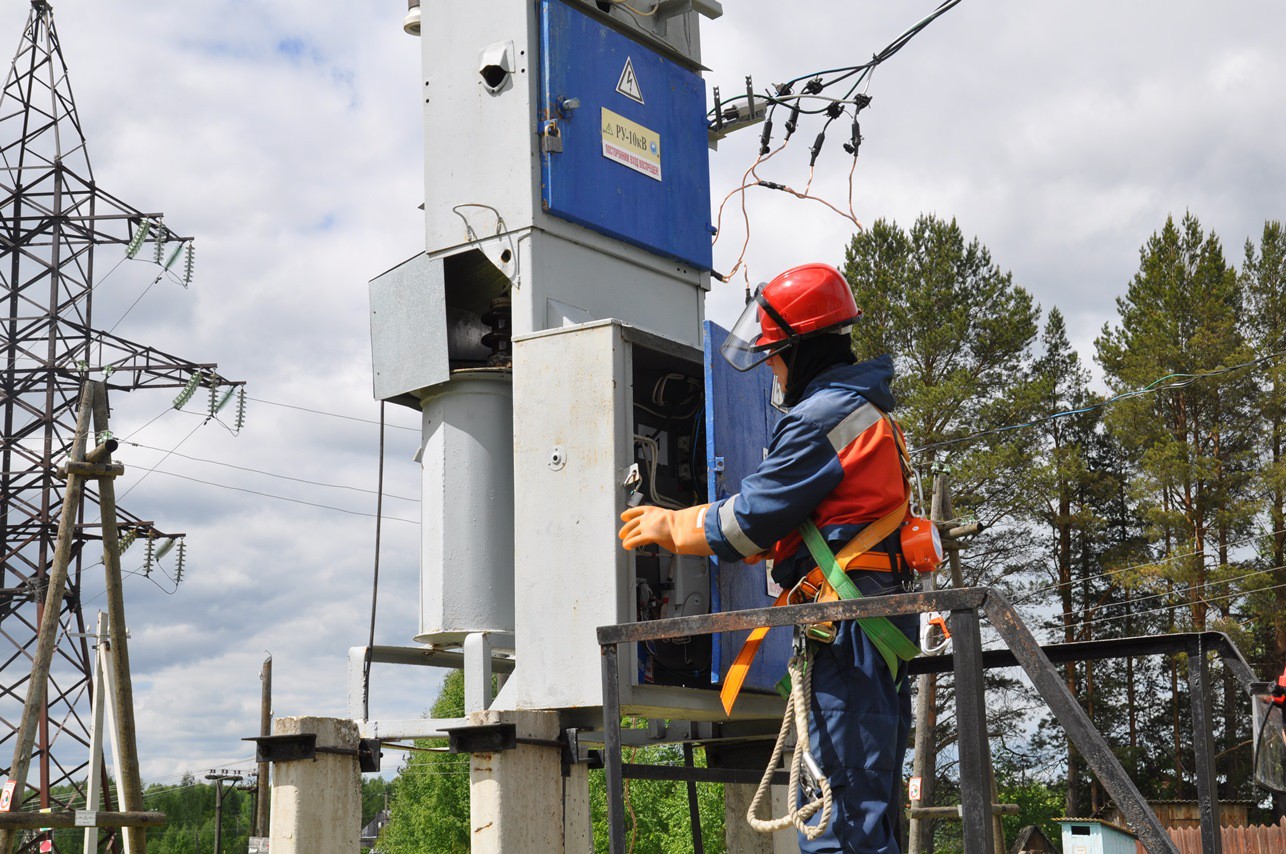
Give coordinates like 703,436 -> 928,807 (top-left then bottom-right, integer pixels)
702,320 -> 791,693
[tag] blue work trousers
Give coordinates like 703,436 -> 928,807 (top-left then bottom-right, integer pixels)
798,571 -> 916,854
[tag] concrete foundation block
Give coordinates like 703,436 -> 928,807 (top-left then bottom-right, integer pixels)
268,716 -> 362,854
466,709 -> 591,853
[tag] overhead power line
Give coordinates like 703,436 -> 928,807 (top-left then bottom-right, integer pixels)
121,441 -> 419,502
1076,578 -> 1286,634
1014,525 -> 1286,605
912,349 -> 1286,455
1058,561 -> 1286,628
142,469 -> 419,524
246,396 -> 419,432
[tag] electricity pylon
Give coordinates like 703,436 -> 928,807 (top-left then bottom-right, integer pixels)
0,0 -> 241,838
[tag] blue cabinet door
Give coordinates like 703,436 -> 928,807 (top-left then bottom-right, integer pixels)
539,0 -> 712,269
703,320 -> 790,692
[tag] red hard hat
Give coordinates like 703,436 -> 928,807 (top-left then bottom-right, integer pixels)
721,263 -> 861,371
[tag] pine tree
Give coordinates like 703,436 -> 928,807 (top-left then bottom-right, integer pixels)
842,214 -> 1044,570
1095,212 -> 1253,631
1238,220 -> 1286,817
1241,220 -> 1286,663
1095,211 -> 1254,797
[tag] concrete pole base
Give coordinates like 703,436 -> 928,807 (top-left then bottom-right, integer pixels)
269,717 -> 361,854
467,709 -> 591,854
726,782 -> 800,853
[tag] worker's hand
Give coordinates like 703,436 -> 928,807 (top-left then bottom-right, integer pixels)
619,504 -> 714,556
742,551 -> 766,565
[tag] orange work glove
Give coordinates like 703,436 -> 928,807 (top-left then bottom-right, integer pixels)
618,504 -> 714,556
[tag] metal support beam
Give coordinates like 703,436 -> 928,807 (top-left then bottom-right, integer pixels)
948,606 -> 995,854
601,643 -> 626,854
1186,635 -> 1222,854
983,592 -> 1176,854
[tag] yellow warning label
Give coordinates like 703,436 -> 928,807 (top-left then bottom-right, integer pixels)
600,108 -> 661,182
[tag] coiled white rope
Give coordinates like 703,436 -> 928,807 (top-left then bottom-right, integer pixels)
746,649 -> 833,840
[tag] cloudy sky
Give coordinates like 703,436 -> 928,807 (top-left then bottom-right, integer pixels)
2,0 -> 1285,789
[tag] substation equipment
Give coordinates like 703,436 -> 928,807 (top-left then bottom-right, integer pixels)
362,0 -> 802,737
356,5 -> 1286,854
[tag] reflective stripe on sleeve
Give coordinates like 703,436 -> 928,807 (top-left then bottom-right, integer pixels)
827,402 -> 882,452
718,497 -> 763,558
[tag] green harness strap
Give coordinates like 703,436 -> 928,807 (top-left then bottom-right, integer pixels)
798,520 -> 920,680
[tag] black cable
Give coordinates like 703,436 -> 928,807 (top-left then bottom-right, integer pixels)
245,396 -> 419,432
122,440 -> 418,501
707,0 -> 966,121
140,468 -> 418,523
363,401 -> 386,720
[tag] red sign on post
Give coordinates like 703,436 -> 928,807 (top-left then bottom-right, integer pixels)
908,775 -> 923,803
0,779 -> 16,811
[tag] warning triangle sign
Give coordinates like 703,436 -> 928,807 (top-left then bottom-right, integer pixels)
616,57 -> 644,104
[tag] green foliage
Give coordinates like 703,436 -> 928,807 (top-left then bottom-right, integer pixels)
1241,219 -> 1286,664
842,213 -> 1043,549
378,671 -> 471,854
587,728 -> 725,853
134,775 -> 254,854
362,776 -> 394,826
996,777 -> 1064,846
1095,212 -> 1255,629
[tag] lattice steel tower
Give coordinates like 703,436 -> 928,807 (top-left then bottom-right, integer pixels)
0,0 -> 239,833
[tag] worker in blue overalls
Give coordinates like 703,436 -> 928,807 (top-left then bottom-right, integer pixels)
619,262 -> 918,853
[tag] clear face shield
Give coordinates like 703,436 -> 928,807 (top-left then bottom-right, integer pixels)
720,285 -> 795,372
1253,691 -> 1286,793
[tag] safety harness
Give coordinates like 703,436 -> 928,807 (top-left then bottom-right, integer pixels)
734,410 -> 927,840
719,410 -> 922,717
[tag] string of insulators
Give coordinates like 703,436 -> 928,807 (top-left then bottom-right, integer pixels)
154,537 -> 177,561
118,527 -> 137,553
153,228 -> 166,265
175,540 -> 186,586
234,387 -> 247,431
126,219 -> 152,259
164,241 -> 185,272
143,534 -> 155,577
213,386 -> 237,415
182,242 -> 195,288
173,371 -> 202,410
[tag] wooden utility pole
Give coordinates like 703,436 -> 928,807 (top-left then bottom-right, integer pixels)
908,470 -> 1006,854
908,471 -> 951,854
0,386 -> 93,853
257,654 -> 273,838
92,382 -> 147,854
207,771 -> 243,854
0,382 -> 151,854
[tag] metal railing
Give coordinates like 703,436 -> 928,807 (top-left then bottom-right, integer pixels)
596,587 -> 1258,854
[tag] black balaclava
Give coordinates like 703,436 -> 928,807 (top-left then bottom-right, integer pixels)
781,332 -> 856,407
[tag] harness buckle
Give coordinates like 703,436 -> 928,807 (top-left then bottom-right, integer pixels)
788,574 -> 836,644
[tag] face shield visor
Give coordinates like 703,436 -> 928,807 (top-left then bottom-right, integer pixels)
720,285 -> 796,372
1253,692 -> 1286,793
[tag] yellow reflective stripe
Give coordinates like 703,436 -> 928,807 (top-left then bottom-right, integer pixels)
826,402 -> 882,453
718,496 -> 763,558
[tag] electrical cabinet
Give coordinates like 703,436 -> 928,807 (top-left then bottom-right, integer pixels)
539,0 -> 713,269
507,320 -> 782,720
